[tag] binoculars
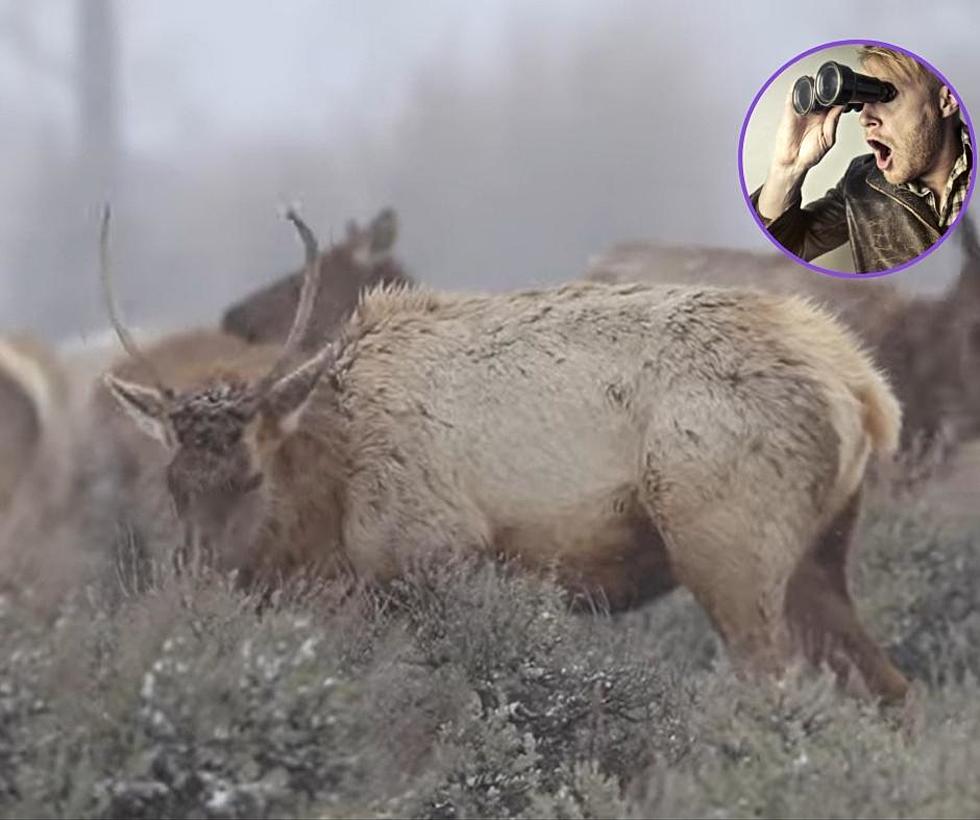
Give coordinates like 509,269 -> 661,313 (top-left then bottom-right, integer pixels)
792,60 -> 897,115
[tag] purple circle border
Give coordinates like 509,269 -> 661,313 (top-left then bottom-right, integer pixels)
737,38 -> 978,280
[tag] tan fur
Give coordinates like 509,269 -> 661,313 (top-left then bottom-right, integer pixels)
753,295 -> 900,510
0,334 -> 70,513
585,219 -> 980,454
109,276 -> 908,702
0,333 -> 104,609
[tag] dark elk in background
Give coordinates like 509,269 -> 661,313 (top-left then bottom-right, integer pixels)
221,207 -> 412,351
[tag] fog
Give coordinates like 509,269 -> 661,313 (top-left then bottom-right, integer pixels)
1,0 -> 977,342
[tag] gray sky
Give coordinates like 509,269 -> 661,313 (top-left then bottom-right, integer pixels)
1,0 -> 977,341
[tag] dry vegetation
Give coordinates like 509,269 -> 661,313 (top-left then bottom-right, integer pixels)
1,458 -> 978,820
3,219 -> 978,817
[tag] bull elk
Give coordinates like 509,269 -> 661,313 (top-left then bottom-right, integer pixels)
102,206 -> 909,703
82,209 -> 408,585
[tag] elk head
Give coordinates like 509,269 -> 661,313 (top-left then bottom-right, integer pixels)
100,207 -> 336,570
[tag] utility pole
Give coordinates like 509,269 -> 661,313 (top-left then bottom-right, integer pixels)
77,0 -> 120,200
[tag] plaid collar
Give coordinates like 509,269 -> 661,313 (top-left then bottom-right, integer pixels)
900,123 -> 973,228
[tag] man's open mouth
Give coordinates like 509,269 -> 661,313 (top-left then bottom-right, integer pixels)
868,139 -> 893,171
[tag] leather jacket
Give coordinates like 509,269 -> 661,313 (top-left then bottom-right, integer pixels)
751,154 -> 943,273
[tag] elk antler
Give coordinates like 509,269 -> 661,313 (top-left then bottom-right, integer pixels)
251,208 -> 325,398
99,205 -> 173,398
281,209 -> 319,355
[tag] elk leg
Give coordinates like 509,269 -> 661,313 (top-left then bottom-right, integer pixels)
637,495 -> 798,679
785,491 -> 910,704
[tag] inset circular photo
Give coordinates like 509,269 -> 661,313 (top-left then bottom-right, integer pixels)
739,40 -> 976,277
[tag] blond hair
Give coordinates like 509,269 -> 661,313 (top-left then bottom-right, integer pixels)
857,45 -> 943,95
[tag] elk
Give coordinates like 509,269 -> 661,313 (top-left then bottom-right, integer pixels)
1,324 -> 242,602
0,331 -> 122,607
54,207 -> 410,585
586,217 -> 980,457
102,206 -> 909,703
94,207 -> 409,485
0,333 -> 73,515
220,207 -> 412,351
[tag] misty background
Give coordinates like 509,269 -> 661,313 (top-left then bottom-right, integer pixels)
1,0 -> 977,345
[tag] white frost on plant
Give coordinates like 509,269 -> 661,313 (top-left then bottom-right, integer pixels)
297,636 -> 319,662
207,787 -> 233,811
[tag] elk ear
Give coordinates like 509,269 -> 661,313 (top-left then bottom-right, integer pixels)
103,374 -> 173,447
350,208 -> 398,267
261,344 -> 336,435
368,208 -> 398,254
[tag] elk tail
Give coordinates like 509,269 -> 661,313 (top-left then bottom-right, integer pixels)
852,364 -> 901,458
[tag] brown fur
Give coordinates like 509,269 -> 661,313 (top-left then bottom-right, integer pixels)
0,204 -> 406,593
91,329 -> 266,476
785,490 -> 909,702
585,217 -> 980,454
220,208 -> 413,350
107,273 -> 908,703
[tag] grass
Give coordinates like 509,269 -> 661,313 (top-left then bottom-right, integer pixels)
1,468 -> 979,819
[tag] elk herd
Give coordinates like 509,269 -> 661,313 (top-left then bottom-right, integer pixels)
3,202 -> 980,706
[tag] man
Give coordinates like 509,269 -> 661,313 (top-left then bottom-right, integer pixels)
753,45 -> 973,273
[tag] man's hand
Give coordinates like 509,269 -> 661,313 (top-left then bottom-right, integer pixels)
757,83 -> 844,221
